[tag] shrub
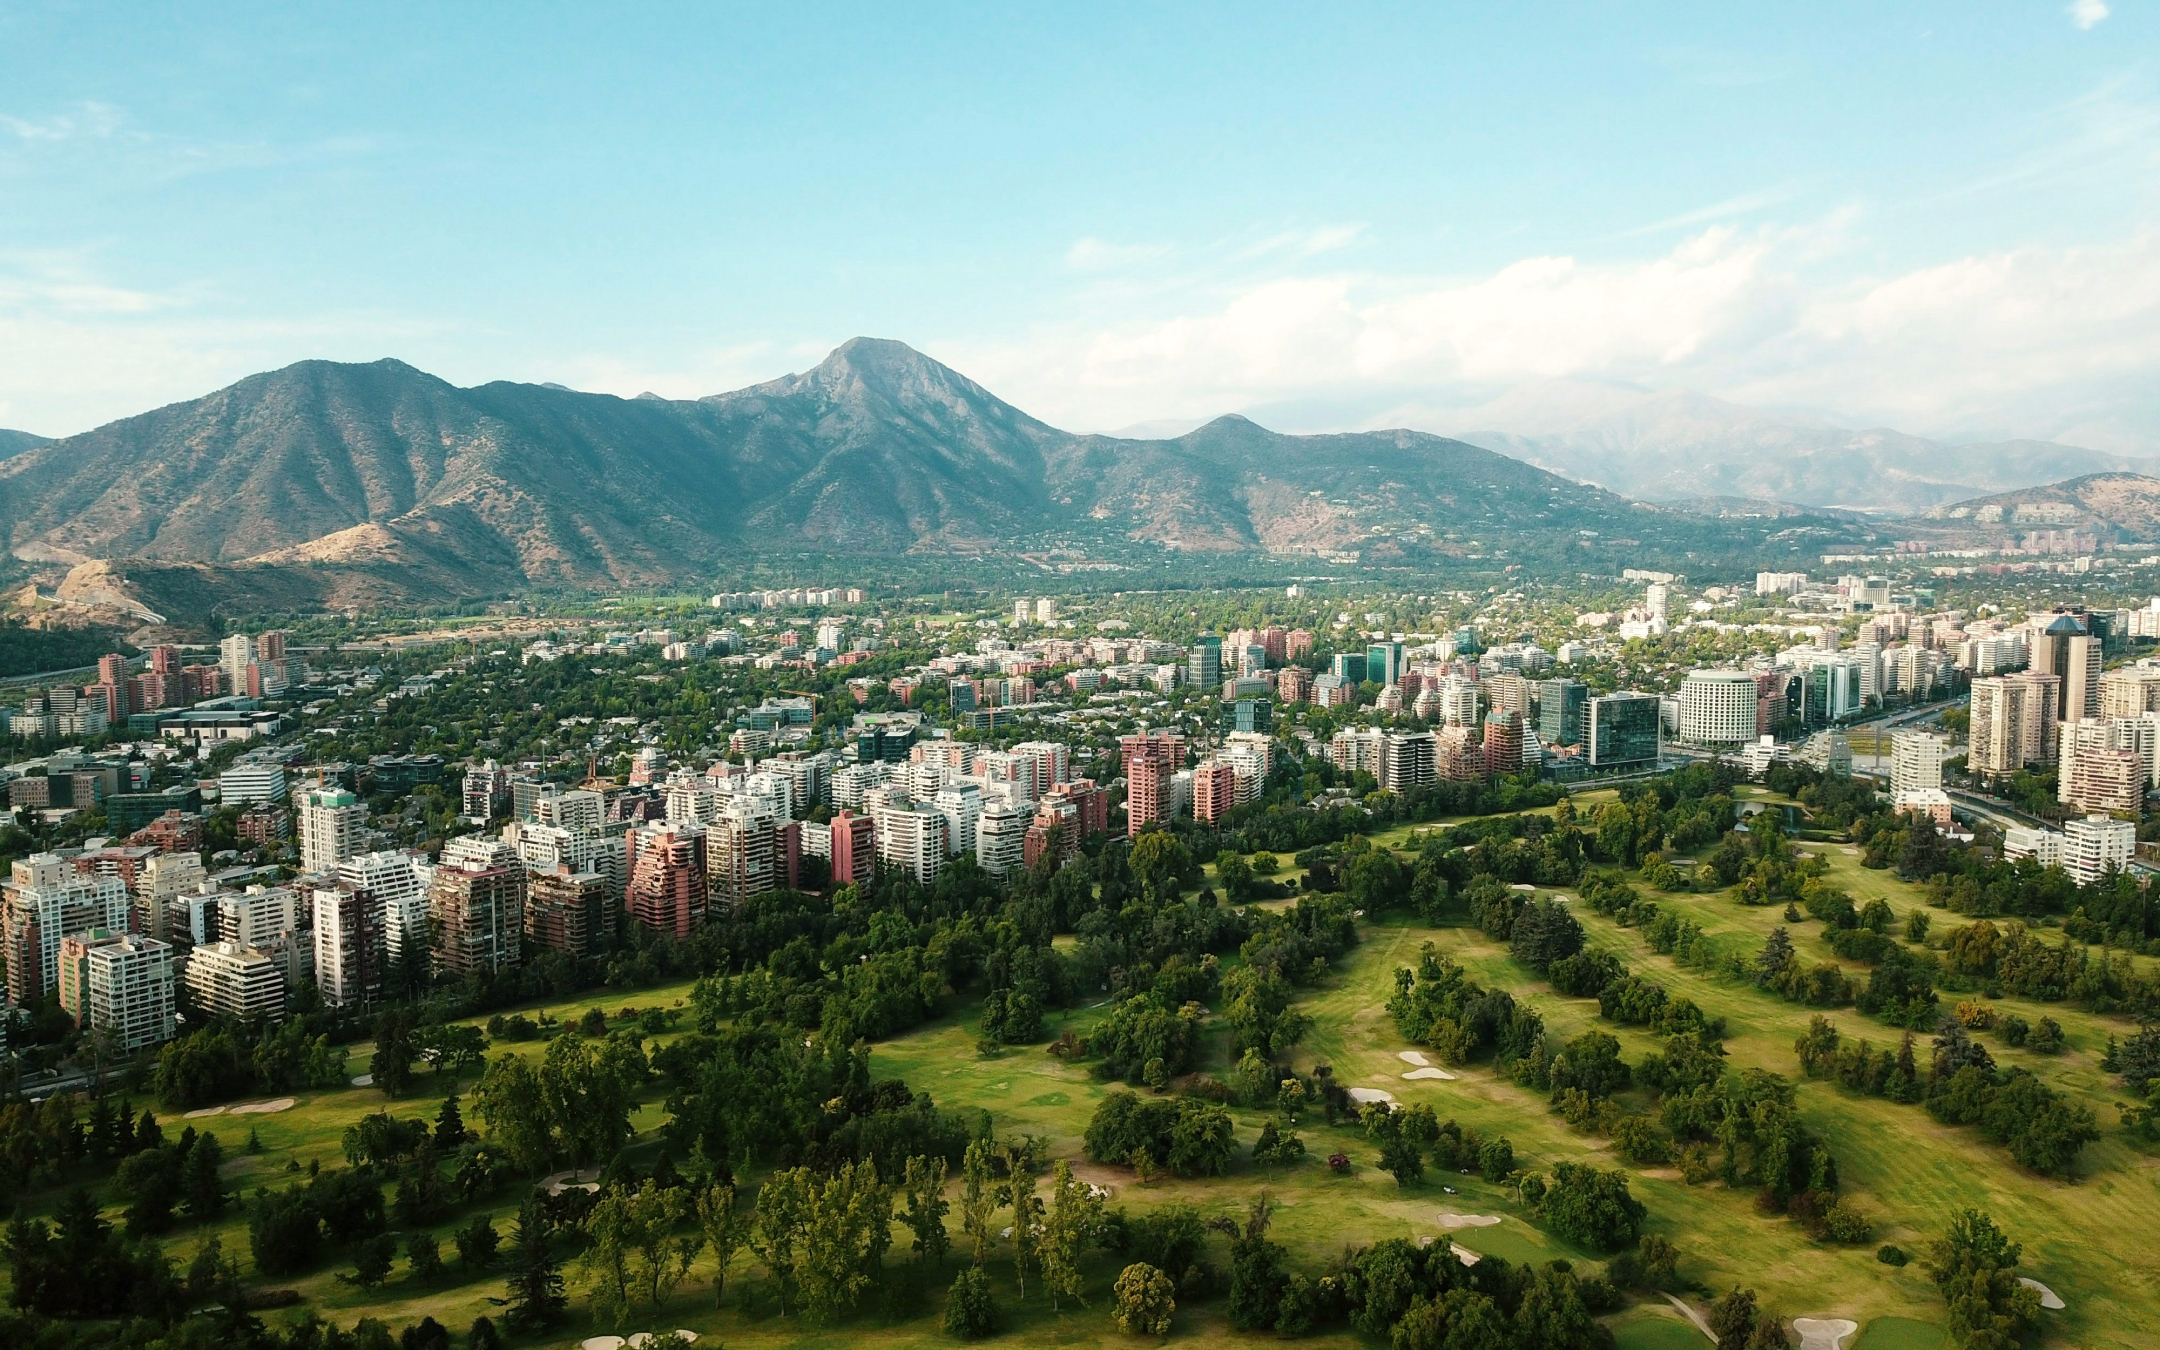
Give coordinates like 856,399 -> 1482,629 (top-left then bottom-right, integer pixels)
1876,1244 -> 1907,1266
942,1268 -> 1000,1340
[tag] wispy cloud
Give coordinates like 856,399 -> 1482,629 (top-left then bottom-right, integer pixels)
1064,237 -> 1171,271
1611,185 -> 1805,240
2069,0 -> 2110,31
0,100 -> 124,142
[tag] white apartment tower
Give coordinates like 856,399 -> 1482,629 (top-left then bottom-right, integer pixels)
298,786 -> 367,874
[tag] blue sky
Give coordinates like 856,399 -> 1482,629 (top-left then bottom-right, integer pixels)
2,2 -> 2156,448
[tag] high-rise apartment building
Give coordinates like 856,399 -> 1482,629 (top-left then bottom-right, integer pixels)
298,786 -> 367,874
2057,718 -> 2153,816
625,824 -> 708,938
872,804 -> 947,885
1438,676 -> 1480,727
1187,637 -> 1223,692
311,883 -> 385,1009
975,801 -> 1028,874
526,864 -> 608,958
1969,673 -> 2062,776
829,809 -> 876,885
2064,814 -> 2136,885
1367,641 -> 1405,687
1192,761 -> 1238,823
2101,666 -> 2160,718
85,933 -> 175,1050
709,802 -> 795,912
1379,731 -> 1438,794
3,854 -> 131,1004
185,940 -> 285,1022
1678,670 -> 1760,746
1482,710 -> 1524,774
337,851 -> 433,967
429,836 -> 526,976
2031,614 -> 2101,723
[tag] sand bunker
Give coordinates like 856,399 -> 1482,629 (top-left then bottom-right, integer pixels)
1436,1212 -> 1501,1229
183,1105 -> 227,1119
541,1168 -> 602,1196
1793,1318 -> 1858,1350
1841,848 -> 1860,856
580,1338 -> 625,1350
1402,1067 -> 1456,1081
2018,1278 -> 2065,1310
1397,1050 -> 1431,1066
1449,1241 -> 1481,1266
229,1098 -> 297,1115
1346,1087 -> 1397,1106
350,1073 -> 374,1087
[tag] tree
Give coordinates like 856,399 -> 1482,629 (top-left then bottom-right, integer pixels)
456,1213 -> 500,1269
503,1198 -> 568,1332
627,1181 -> 698,1311
466,1317 -> 502,1350
1924,1209 -> 2041,1350
1225,1194 -> 1287,1332
373,1011 -> 419,1099
344,1232 -> 399,1289
1041,1160 -> 1103,1310
1363,1105 -> 1424,1187
406,1230 -> 445,1282
1112,1262 -> 1176,1335
471,1054 -> 552,1174
960,1138 -> 997,1267
695,1182 -> 750,1307
433,1093 -> 469,1149
1708,1287 -> 1759,1350
943,1267 -> 1000,1339
1004,1145 -> 1041,1298
181,1130 -> 228,1221
902,1155 -> 952,1269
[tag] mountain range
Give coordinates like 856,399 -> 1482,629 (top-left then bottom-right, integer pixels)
0,339 -> 1811,623
1446,383 -> 2148,515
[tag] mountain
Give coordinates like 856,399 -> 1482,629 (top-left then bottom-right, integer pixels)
0,430 -> 47,460
1919,473 -> 2160,540
0,340 -> 1856,622
1448,384 -> 2142,515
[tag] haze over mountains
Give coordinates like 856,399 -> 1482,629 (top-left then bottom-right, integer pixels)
1445,382 -> 2148,516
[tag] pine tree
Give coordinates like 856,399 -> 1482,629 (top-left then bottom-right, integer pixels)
180,1131 -> 227,1220
1756,928 -> 1795,986
433,1093 -> 467,1149
502,1199 -> 567,1331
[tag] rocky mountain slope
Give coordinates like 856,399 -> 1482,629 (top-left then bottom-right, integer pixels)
0,430 -> 48,459
1919,473 -> 2160,540
0,340 -> 1797,615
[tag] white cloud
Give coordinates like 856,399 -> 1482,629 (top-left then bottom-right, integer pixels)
957,224 -> 2160,453
2069,0 -> 2110,30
